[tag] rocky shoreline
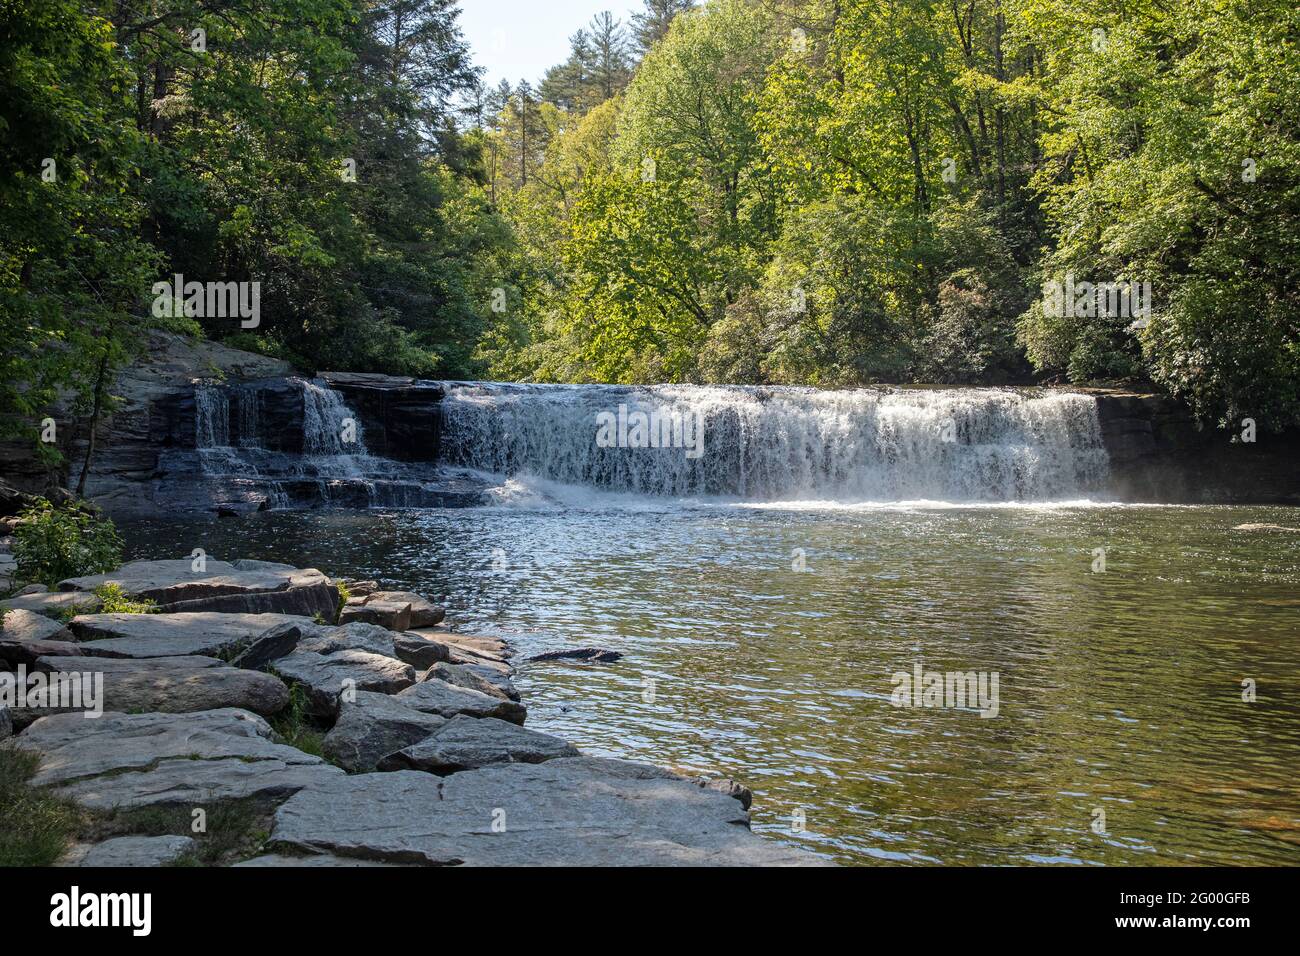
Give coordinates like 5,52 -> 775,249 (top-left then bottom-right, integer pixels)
0,555 -> 824,866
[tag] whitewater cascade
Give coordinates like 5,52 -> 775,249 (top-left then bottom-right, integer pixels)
192,378 -> 391,508
438,384 -> 1111,503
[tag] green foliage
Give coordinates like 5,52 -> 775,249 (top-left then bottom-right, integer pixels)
0,746 -> 83,866
268,684 -> 326,758
93,582 -> 156,615
12,498 -> 122,588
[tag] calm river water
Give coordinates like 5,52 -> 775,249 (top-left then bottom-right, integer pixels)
120,502 -> 1300,865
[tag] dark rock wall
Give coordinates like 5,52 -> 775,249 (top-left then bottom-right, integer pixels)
1095,393 -> 1299,504
318,372 -> 443,462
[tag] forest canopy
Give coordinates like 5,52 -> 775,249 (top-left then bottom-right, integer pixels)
3,0 -> 1298,457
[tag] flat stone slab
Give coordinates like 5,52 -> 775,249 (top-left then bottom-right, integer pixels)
378,715 -> 578,775
397,678 -> 526,725
268,758 -> 828,866
67,835 -> 196,867
411,629 -> 509,662
13,708 -> 343,810
60,559 -> 338,619
322,691 -> 447,773
0,639 -> 84,669
1,591 -> 100,619
69,612 -> 309,659
30,654 -> 289,718
1,607 -> 73,643
422,661 -> 516,701
272,649 -> 415,717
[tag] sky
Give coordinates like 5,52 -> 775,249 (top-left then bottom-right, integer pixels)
458,0 -> 642,89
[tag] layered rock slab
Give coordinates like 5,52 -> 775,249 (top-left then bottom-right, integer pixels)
12,708 -> 342,810
377,715 -> 578,774
321,690 -> 447,773
397,678 -> 525,724
68,612 -> 308,659
268,758 -> 827,866
60,559 -> 338,619
30,654 -> 289,718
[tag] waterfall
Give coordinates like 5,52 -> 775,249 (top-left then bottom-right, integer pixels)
438,384 -> 1110,503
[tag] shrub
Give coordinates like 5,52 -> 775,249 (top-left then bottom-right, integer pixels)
93,582 -> 155,614
12,498 -> 122,588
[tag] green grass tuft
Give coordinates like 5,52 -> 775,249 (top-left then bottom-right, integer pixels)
0,745 -> 84,866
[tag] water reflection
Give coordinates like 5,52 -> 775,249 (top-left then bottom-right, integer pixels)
121,503 -> 1300,865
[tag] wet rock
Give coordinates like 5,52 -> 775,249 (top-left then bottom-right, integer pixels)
421,661 -> 515,701
267,758 -> 828,866
29,654 -> 289,719
365,591 -> 444,628
1,607 -> 73,643
393,631 -> 451,669
690,777 -> 754,811
339,599 -> 411,632
272,649 -> 415,718
0,591 -> 100,619
322,691 -> 447,773
397,678 -> 526,725
68,612 -> 309,659
68,835 -> 197,867
528,647 -> 623,664
377,715 -> 578,775
13,708 -> 343,810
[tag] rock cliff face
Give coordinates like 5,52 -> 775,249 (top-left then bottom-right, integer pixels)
1,334 -> 1294,511
1093,392 -> 1300,504
318,372 -> 443,462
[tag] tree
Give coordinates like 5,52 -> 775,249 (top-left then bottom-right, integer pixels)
631,0 -> 698,54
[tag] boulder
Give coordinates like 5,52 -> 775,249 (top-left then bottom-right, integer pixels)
339,600 -> 411,631
393,631 -> 451,669
13,708 -> 343,810
377,715 -> 578,775
68,612 -> 309,659
272,649 -> 415,718
322,691 -> 447,773
1,607 -> 73,643
67,835 -> 196,867
422,661 -> 514,702
267,758 -> 828,866
0,591 -> 100,619
365,591 -> 444,628
528,647 -> 623,664
341,580 -> 379,597
16,584 -> 48,596
27,654 -> 290,718
229,621 -> 309,670
0,639 -> 84,669
397,678 -> 526,725
60,559 -> 339,620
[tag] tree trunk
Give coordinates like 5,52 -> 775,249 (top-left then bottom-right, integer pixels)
76,351 -> 110,498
